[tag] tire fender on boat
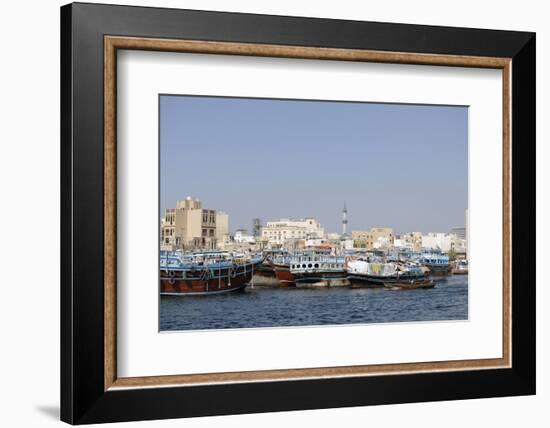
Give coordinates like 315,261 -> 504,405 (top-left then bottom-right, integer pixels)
167,270 -> 176,284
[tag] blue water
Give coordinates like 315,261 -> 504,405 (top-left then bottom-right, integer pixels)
160,275 -> 468,331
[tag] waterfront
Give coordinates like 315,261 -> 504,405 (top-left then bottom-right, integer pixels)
160,274 -> 467,331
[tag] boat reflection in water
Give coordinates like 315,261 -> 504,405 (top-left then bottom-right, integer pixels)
160,251 -> 263,295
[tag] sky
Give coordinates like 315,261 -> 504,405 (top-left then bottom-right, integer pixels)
160,95 -> 468,235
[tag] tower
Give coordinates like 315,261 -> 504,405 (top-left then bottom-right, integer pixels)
342,202 -> 348,237
252,218 -> 261,237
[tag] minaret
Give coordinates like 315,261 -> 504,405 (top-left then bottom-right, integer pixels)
342,202 -> 348,237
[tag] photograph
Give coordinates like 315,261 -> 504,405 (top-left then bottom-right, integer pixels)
159,94 -> 469,331
54,2 -> 537,424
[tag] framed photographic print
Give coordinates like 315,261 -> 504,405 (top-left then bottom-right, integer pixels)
60,2 -> 536,424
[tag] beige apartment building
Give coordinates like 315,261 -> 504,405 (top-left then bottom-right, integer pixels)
402,231 -> 423,252
160,197 -> 229,250
352,227 -> 394,250
261,217 -> 324,246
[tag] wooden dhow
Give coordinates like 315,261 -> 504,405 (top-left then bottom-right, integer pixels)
160,251 -> 263,295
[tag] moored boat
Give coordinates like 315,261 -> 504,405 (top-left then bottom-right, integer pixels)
419,252 -> 451,276
270,254 -> 295,287
251,250 -> 283,286
290,254 -> 349,288
383,278 -> 435,290
347,259 -> 397,287
452,259 -> 469,275
347,259 -> 426,287
160,251 -> 263,295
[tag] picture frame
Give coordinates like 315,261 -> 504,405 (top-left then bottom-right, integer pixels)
60,2 -> 535,424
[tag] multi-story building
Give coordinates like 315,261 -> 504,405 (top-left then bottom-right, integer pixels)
450,226 -> 466,240
160,197 -> 229,250
421,232 -> 454,252
252,218 -> 262,237
422,232 -> 467,254
160,209 -> 177,249
234,229 -> 255,244
261,217 -> 324,246
401,231 -> 423,252
215,211 -> 229,242
450,233 -> 467,254
352,227 -> 394,250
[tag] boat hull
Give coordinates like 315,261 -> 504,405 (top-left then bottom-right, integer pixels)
348,274 -> 393,288
272,263 -> 295,287
348,272 -> 425,288
425,264 -> 451,276
255,262 -> 277,277
383,279 -> 435,290
294,271 -> 350,288
161,282 -> 247,296
160,262 -> 258,295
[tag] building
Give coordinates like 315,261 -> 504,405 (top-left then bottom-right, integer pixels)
160,209 -> 177,249
422,232 -> 467,254
421,232 -> 454,252
160,196 -> 229,250
450,226 -> 466,240
393,237 -> 412,250
261,217 -> 324,246
341,202 -> 348,238
234,229 -> 255,244
352,227 -> 394,250
401,232 -> 423,252
252,218 -> 262,237
215,211 -> 229,241
452,235 -> 468,254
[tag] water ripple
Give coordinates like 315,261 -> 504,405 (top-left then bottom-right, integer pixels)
160,275 -> 468,331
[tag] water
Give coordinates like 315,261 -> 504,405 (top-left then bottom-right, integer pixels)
160,275 -> 468,331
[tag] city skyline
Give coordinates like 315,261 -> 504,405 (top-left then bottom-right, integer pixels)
160,95 -> 468,235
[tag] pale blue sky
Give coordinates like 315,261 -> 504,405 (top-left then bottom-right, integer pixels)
160,95 -> 467,235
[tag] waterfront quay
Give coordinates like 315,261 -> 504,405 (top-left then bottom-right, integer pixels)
159,197 -> 468,296
159,244 -> 467,295
159,196 -> 469,330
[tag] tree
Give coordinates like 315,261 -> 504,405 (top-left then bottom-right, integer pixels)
447,247 -> 457,261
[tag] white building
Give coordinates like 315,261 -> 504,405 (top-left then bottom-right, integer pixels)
261,217 -> 324,245
421,232 -> 466,253
305,237 -> 327,247
392,238 -> 414,251
372,235 -> 392,249
422,233 -> 453,252
234,228 -> 255,244
341,238 -> 355,250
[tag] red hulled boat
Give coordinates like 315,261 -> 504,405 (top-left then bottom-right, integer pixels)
160,251 -> 264,295
270,255 -> 295,287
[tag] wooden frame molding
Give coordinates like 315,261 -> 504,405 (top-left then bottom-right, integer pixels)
104,35 -> 512,391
